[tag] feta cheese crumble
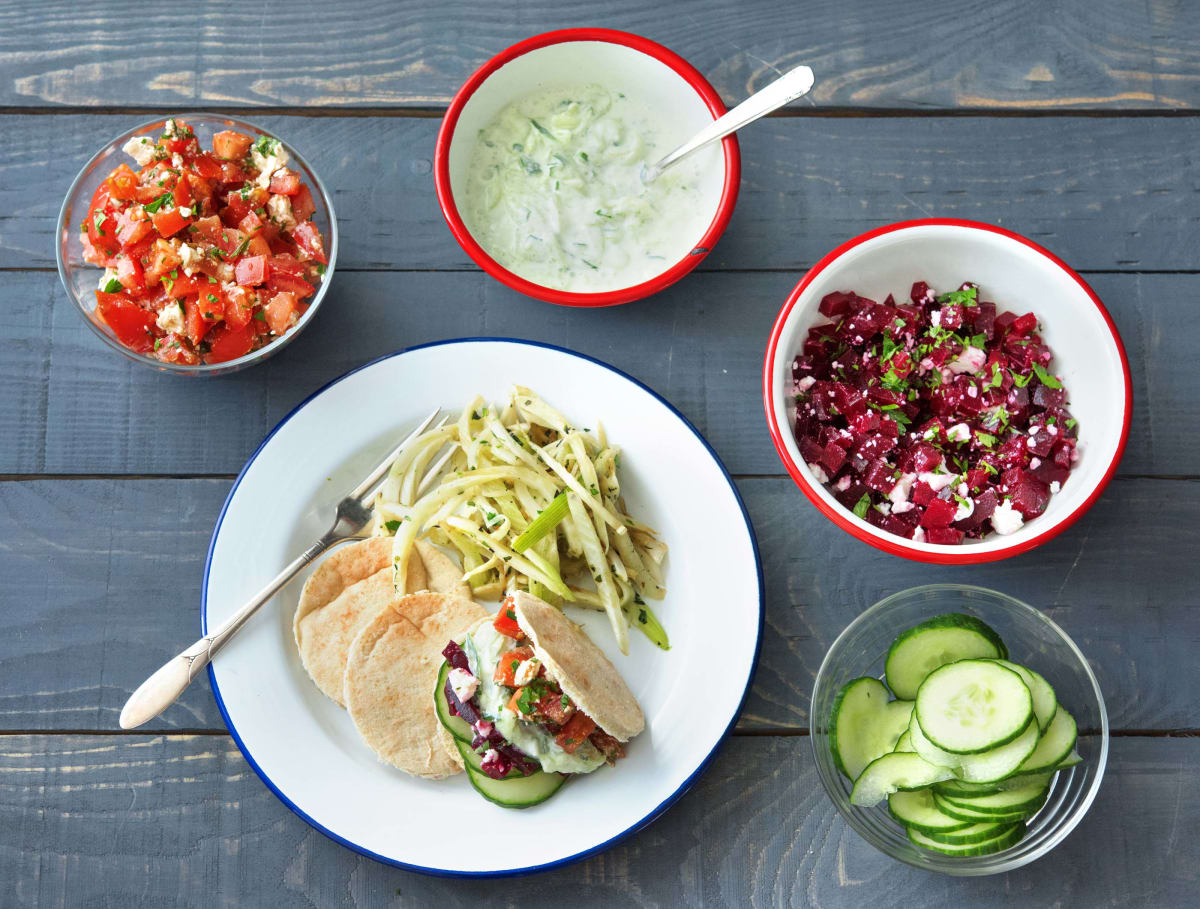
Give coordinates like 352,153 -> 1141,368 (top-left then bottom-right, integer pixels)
155,302 -> 184,334
448,668 -> 478,704
990,500 -> 1025,535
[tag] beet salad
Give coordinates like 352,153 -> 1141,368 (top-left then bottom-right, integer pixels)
791,281 -> 1078,544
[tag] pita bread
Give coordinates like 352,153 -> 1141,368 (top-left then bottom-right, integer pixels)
512,591 -> 645,742
344,592 -> 487,778
293,538 -> 428,707
415,540 -> 471,599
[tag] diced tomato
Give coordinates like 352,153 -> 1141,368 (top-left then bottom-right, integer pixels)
165,274 -> 203,298
263,291 -> 299,334
554,712 -> 597,754
215,227 -> 247,256
292,220 -> 327,264
191,215 -> 225,245
183,296 -> 222,345
246,234 -> 272,258
144,239 -> 182,285
204,321 -> 256,363
115,210 -> 153,247
171,176 -> 193,208
267,271 -> 314,296
95,292 -> 156,352
223,286 -> 255,328
234,255 -> 268,286
191,152 -> 224,181
493,601 -> 523,639
238,211 -> 264,234
220,160 -> 249,184
221,195 -> 254,226
152,207 -> 189,238
268,167 -> 301,195
493,648 -> 534,687
106,164 -> 140,201
85,184 -> 121,257
213,130 -> 253,160
266,253 -> 304,276
116,255 -> 144,291
185,172 -> 213,211
154,333 -> 201,365
290,184 -> 316,223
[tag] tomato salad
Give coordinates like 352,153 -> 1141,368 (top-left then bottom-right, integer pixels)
82,119 -> 327,365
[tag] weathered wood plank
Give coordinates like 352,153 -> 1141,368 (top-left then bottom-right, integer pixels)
0,270 -> 1191,477
0,733 -> 1194,907
9,113 -> 1200,272
1,477 -> 1196,733
3,0 -> 1199,111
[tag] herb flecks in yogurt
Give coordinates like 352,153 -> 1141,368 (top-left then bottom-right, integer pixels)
463,85 -> 704,292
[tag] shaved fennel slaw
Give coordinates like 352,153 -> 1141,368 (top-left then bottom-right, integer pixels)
370,387 -> 668,654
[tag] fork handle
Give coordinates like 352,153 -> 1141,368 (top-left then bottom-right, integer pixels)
118,531 -> 340,729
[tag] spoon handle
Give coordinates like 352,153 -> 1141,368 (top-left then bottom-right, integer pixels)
648,64 -> 814,179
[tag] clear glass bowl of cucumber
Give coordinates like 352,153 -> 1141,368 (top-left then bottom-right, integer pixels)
810,584 -> 1108,875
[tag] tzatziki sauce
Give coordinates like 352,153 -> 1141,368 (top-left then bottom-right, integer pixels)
462,84 -> 709,293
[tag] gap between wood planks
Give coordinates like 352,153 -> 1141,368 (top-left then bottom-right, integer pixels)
0,474 -> 1195,483
5,105 -> 1200,120
0,728 -> 1194,738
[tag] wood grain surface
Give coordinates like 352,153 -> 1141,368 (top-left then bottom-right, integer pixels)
7,113 -> 1200,272
0,270 -> 1192,476
2,476 -> 1196,734
4,0 -> 1197,902
0,733 -> 1194,908
3,0 -> 1200,111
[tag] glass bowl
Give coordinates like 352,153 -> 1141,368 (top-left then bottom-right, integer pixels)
810,584 -> 1108,875
56,113 -> 338,376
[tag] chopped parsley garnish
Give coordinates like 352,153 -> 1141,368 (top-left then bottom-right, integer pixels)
101,277 -> 122,293
529,118 -> 554,139
144,193 -> 172,214
852,493 -> 871,519
253,310 -> 266,321
1032,363 -> 1063,389
383,520 -> 401,533
232,237 -> 251,257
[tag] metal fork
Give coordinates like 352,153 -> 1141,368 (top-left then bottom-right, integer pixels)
118,408 -> 443,730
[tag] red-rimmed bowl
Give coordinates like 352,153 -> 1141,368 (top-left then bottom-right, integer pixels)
434,28 -> 741,307
763,219 -> 1132,564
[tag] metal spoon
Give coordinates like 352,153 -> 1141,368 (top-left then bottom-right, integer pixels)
642,64 -> 815,183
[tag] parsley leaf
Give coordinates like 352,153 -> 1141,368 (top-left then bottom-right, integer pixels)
1032,363 -> 1063,389
383,519 -> 401,533
852,493 -> 871,519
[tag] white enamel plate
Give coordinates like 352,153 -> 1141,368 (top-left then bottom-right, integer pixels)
204,338 -> 763,876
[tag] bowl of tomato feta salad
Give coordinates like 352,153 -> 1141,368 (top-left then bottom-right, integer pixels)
764,220 -> 1131,564
57,115 -> 336,373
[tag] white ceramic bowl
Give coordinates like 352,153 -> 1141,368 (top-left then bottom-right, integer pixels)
763,219 -> 1132,564
435,28 -> 740,307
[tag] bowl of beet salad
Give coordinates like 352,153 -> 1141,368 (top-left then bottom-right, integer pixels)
763,219 -> 1131,564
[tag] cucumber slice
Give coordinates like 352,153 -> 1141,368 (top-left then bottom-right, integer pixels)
934,778 -> 1000,798
935,771 -> 1051,798
1012,708 -> 1078,775
434,661 -> 474,745
885,614 -> 1008,700
887,788 -> 971,835
940,781 -> 1049,815
908,822 -> 1025,855
454,741 -> 566,808
909,712 -> 1040,783
988,659 -> 1057,731
830,677 -> 914,779
931,791 -> 1033,825
915,659 -> 1033,754
1055,750 -> 1082,770
919,819 -> 1018,846
849,752 -> 953,807
893,730 -> 914,753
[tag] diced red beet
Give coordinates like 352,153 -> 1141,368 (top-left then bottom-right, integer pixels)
863,460 -> 898,494
925,526 -> 965,545
819,291 -> 857,318
911,481 -> 938,506
1010,479 -> 1052,518
910,281 -> 933,305
1010,312 -> 1038,335
920,497 -> 957,528
821,441 -> 848,474
905,443 -> 944,474
1032,384 -> 1067,408
956,488 -> 998,532
1030,459 -> 1070,486
938,305 -> 964,330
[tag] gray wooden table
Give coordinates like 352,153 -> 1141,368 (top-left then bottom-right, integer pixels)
2,1 -> 1198,905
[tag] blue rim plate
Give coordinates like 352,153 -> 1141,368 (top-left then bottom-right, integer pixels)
202,338 -> 764,877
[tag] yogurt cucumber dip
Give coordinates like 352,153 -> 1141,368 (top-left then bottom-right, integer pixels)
462,84 -> 706,292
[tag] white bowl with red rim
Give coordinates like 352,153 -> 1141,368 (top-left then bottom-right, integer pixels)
434,28 -> 741,307
763,219 -> 1132,564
